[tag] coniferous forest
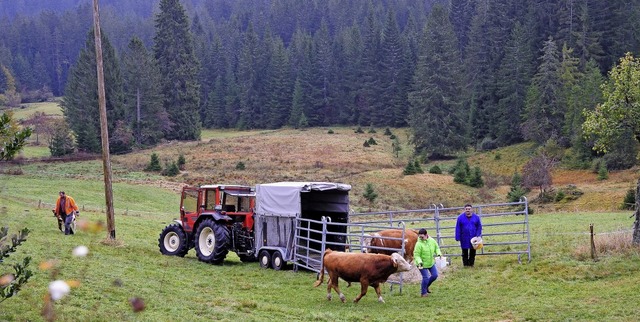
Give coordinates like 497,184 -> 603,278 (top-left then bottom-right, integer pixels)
1,0 -> 639,163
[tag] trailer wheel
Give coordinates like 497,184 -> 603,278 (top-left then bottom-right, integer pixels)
271,250 -> 285,271
158,224 -> 188,257
195,219 -> 229,265
259,250 -> 271,269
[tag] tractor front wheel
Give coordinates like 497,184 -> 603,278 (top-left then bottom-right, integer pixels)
195,219 -> 229,265
158,224 -> 189,257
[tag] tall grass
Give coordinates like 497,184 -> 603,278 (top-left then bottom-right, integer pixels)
1,172 -> 639,321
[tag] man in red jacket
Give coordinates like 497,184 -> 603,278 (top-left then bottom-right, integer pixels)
53,191 -> 79,235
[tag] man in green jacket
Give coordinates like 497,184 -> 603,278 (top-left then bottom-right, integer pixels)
413,228 -> 442,297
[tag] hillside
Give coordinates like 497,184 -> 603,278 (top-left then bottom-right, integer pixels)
71,127 -> 640,213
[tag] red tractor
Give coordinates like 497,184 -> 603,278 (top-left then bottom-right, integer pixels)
158,185 -> 257,264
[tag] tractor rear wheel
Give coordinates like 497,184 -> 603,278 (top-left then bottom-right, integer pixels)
158,224 -> 189,257
195,219 -> 229,265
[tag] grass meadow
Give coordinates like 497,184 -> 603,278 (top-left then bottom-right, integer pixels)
1,169 -> 640,321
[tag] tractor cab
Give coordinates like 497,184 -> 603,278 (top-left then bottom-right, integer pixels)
179,185 -> 255,234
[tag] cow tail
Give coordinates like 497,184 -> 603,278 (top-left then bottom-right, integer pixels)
313,251 -> 327,287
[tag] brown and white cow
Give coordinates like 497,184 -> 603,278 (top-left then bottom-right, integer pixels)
313,249 -> 412,303
361,229 -> 418,263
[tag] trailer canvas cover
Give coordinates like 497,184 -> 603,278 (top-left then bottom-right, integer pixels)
255,182 -> 351,217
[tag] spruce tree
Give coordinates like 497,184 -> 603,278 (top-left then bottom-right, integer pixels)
153,0 -> 201,140
408,4 -> 465,156
121,37 -> 166,146
62,29 -> 125,154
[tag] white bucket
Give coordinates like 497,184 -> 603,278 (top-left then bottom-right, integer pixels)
436,257 -> 447,269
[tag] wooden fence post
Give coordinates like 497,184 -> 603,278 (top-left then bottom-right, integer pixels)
590,224 -> 597,261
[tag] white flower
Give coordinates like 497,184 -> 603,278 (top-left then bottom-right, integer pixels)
49,280 -> 70,301
72,245 -> 89,257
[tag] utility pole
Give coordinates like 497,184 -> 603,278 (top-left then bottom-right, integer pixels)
92,0 -> 116,239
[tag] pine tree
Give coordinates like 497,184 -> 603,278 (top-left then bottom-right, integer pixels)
265,37 -> 292,129
468,166 -> 484,187
121,37 -> 166,146
522,36 -> 563,144
362,183 -> 378,205
408,4 -> 466,156
153,0 -> 201,140
507,172 -> 527,202
145,153 -> 162,172
380,9 -> 408,127
62,29 -> 125,154
496,21 -> 534,146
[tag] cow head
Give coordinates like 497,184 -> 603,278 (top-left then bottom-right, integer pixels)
390,253 -> 412,272
360,233 -> 379,253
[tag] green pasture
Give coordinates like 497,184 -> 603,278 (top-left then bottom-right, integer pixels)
1,166 -> 639,321
6,101 -> 62,121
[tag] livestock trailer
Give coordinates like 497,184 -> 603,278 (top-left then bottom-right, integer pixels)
253,182 -> 351,270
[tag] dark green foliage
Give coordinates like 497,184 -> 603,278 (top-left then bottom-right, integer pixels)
177,154 -> 186,170
429,165 -> 442,174
453,167 -> 468,184
0,112 -> 32,161
327,129 -> 334,134
0,227 -> 31,303
235,162 -> 246,170
145,153 -> 162,172
507,172 -> 528,203
368,127 -> 376,134
362,183 -> 378,204
602,129 -> 639,170
554,191 -> 566,202
354,126 -> 364,134
389,134 -> 396,140
622,189 -> 636,210
414,160 -> 424,174
408,4 -> 466,156
383,128 -> 392,136
468,166 -> 484,188
162,161 -> 180,177
367,137 -> 377,145
48,121 -> 75,157
121,37 -> 166,146
494,153 -> 502,160
363,140 -> 370,148
403,160 -> 417,175
154,0 -> 201,140
597,162 -> 608,180
62,29 -> 125,154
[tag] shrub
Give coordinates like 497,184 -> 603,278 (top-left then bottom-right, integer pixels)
383,128 -> 392,136
494,153 -> 501,160
597,162 -> 608,180
389,134 -> 396,139
354,126 -> 364,133
162,161 -> 179,177
403,160 -> 417,175
554,190 -> 566,202
363,140 -> 370,147
428,165 -> 442,174
235,161 -> 246,170
453,168 -> 467,184
362,183 -> 378,204
621,189 -> 635,210
145,153 -> 162,171
468,167 -> 484,188
368,127 -> 376,133
414,160 -> 424,174
177,154 -> 186,170
477,137 -> 497,151
327,129 -> 334,134
367,137 -> 377,145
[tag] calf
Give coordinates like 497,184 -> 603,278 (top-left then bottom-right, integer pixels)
313,249 -> 411,303
362,229 -> 418,263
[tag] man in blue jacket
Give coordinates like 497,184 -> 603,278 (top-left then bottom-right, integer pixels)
455,204 -> 482,267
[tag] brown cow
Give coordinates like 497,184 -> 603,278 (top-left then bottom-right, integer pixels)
313,249 -> 412,303
362,229 -> 418,263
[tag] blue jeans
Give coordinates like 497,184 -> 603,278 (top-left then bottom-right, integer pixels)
419,265 -> 438,295
64,213 -> 75,235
